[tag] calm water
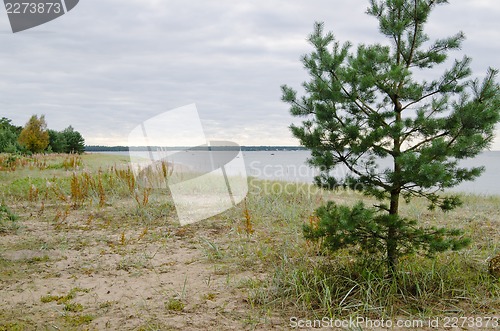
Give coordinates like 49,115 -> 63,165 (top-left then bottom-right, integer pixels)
243,151 -> 500,196
98,150 -> 500,196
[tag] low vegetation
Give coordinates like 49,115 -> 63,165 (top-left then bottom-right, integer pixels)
0,153 -> 499,330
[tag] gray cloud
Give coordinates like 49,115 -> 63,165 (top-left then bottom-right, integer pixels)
1,0 -> 499,148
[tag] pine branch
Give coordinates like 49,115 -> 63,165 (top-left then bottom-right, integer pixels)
404,0 -> 420,68
328,69 -> 391,129
401,89 -> 441,111
405,130 -> 450,152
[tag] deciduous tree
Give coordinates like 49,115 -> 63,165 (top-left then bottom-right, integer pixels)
17,115 -> 49,154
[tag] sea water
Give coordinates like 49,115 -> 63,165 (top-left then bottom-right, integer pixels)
97,150 -> 500,196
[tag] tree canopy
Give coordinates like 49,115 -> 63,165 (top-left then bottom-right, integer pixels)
17,115 -> 49,154
0,117 -> 23,153
62,126 -> 85,154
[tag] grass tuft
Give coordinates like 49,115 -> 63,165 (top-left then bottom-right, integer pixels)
0,203 -> 19,233
165,298 -> 185,312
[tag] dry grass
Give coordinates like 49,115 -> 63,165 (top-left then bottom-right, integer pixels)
0,153 -> 499,330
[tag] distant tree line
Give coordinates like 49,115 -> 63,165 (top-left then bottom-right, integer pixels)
0,115 -> 85,154
85,145 -> 129,152
85,145 -> 306,152
0,117 -> 22,153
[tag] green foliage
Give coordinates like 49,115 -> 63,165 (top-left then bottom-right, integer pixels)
0,154 -> 19,169
165,298 -> 184,311
63,302 -> 84,312
305,201 -> 470,260
47,126 -> 85,154
63,314 -> 94,327
17,115 -> 49,154
0,117 -> 22,153
47,129 -> 67,153
0,203 -> 19,234
253,253 -> 500,318
0,204 -> 18,222
62,126 -> 85,154
282,0 -> 499,272
1,116 -> 85,155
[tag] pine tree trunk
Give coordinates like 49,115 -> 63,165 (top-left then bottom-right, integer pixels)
388,94 -> 403,275
387,191 -> 400,274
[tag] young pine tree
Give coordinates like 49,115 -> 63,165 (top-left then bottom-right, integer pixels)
282,0 -> 500,273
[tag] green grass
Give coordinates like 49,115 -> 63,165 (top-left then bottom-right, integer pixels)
246,253 -> 500,319
0,203 -> 19,233
63,302 -> 84,312
165,298 -> 185,311
211,179 -> 500,322
63,314 -> 94,327
40,287 -> 90,305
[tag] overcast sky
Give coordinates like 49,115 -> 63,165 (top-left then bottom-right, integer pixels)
1,0 -> 499,148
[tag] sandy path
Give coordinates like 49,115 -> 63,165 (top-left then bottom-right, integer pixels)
0,211 -> 280,330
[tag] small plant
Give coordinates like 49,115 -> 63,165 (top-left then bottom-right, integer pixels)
0,203 -> 19,234
62,155 -> 82,170
0,204 -> 18,222
200,237 -> 224,260
63,314 -> 94,327
242,199 -> 254,235
53,205 -> 71,225
305,214 -> 321,252
26,255 -> 50,264
98,301 -> 115,309
63,302 -> 84,312
489,254 -> 500,278
97,171 -> 106,207
70,173 -> 87,207
0,154 -> 19,171
134,188 -> 151,207
40,287 -> 89,305
165,298 -> 184,312
28,184 -> 39,202
115,166 -> 136,193
85,214 -> 94,226
40,294 -> 62,303
202,292 -> 216,301
51,184 -> 68,203
82,172 -> 96,190
138,227 -> 148,241
160,160 -> 173,179
120,231 -> 126,245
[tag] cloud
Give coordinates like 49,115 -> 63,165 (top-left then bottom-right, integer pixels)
0,0 -> 499,148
